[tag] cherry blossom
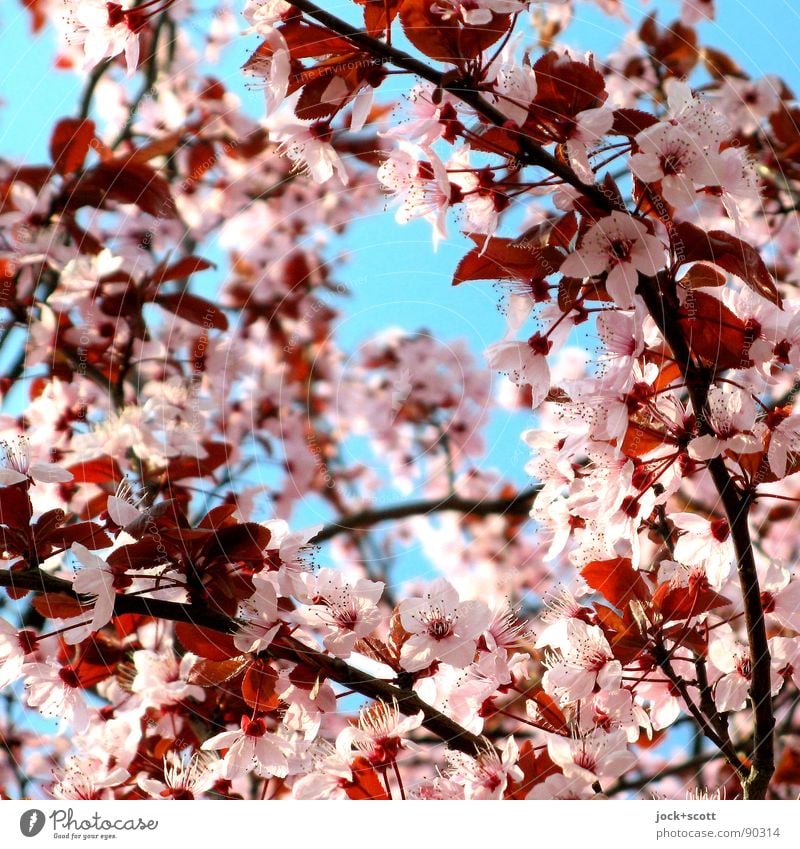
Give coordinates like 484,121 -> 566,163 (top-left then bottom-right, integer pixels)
295,569 -> 384,658
542,620 -> 623,704
0,436 -> 73,486
398,579 -> 491,671
559,212 -> 666,308
202,715 -> 291,780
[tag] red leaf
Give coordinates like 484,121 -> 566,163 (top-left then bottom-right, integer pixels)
32,592 -> 89,619
345,757 -> 390,800
582,557 -> 651,610
653,583 -> 732,621
674,222 -> 782,307
356,0 -> 402,35
151,257 -> 214,285
188,657 -> 247,687
196,504 -> 239,530
678,289 -> 755,371
59,159 -> 177,218
163,441 -> 231,482
0,481 -> 33,529
529,692 -> 569,733
53,522 -> 113,550
774,746 -> 800,784
611,108 -> 659,137
66,456 -> 123,486
153,292 -> 228,330
399,0 -> 510,62
241,660 -> 280,712
50,118 -> 95,177
175,622 -> 239,660
453,237 -> 562,285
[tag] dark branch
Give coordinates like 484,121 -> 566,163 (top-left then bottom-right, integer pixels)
0,567 -> 491,758
310,485 -> 540,545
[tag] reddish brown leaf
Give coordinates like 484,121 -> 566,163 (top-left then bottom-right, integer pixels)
357,0 -> 402,35
529,692 -> 568,733
399,0 -> 510,62
0,481 -> 34,529
163,441 -> 231,482
344,757 -> 390,800
611,108 -> 659,137
678,289 -> 755,371
241,660 -> 280,712
49,118 -> 95,176
673,221 -> 781,307
582,557 -> 651,610
175,622 -> 239,661
653,583 -> 732,621
453,236 -> 562,285
59,159 -> 177,218
188,657 -> 247,687
53,522 -> 113,551
32,592 -> 89,619
154,292 -> 228,330
151,256 -> 214,286
774,746 -> 800,784
66,456 -> 124,486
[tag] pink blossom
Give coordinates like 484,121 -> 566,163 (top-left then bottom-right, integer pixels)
60,543 -> 117,645
559,212 -> 665,308
542,620 -> 623,704
398,579 -> 490,671
23,659 -> 90,733
61,0 -> 142,76
547,728 -> 637,789
234,574 -> 283,654
0,436 -> 73,486
336,699 -> 423,765
296,569 -> 384,658
202,715 -> 290,779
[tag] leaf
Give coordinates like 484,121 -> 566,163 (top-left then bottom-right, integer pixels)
196,504 -> 239,530
50,118 -> 95,176
653,583 -> 732,622
610,108 -> 659,137
399,0 -> 510,62
151,257 -> 214,285
0,480 -> 33,530
32,592 -> 89,619
529,692 -> 568,733
673,222 -> 782,307
453,237 -> 562,285
679,262 -> 727,289
59,159 -> 177,218
188,657 -> 247,687
774,746 -> 800,784
175,622 -> 239,660
65,457 -> 124,487
53,522 -> 113,550
678,289 -> 755,371
356,0 -> 402,35
153,292 -> 228,330
344,757 -> 390,800
241,660 -> 280,712
582,557 -> 651,610
163,441 -> 231,482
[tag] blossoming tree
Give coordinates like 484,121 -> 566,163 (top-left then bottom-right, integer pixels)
2,0 -> 800,801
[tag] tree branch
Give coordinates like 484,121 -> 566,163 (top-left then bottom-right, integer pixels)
637,272 -> 775,798
310,485 -> 540,545
0,567 -> 491,758
288,0 -> 611,207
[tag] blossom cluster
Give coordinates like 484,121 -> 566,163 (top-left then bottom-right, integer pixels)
1,0 -> 800,801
